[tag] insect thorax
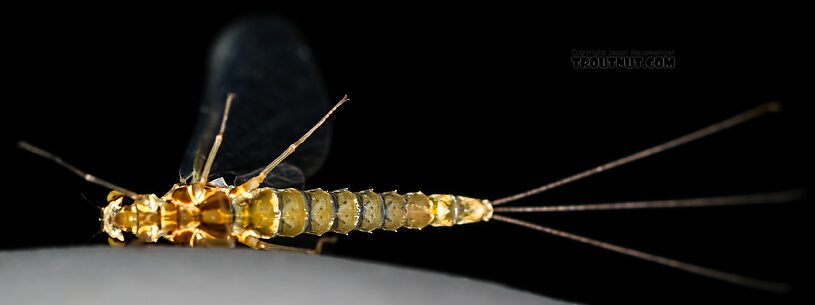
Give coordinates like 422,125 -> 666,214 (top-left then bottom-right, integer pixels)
102,184 -> 234,247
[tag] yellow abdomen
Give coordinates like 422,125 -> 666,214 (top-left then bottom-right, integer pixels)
232,188 -> 494,239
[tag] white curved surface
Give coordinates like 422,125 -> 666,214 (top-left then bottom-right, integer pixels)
0,247 -> 572,305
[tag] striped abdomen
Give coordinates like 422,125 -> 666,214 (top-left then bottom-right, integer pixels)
232,188 -> 493,238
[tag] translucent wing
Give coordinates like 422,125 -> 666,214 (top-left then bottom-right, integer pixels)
180,17 -> 331,188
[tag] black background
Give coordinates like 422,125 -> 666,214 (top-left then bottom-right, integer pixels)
4,6 -> 811,305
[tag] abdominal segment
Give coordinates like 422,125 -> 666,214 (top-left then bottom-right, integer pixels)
232,187 -> 494,238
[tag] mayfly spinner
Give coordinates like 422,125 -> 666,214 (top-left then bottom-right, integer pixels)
18,97 -> 800,294
17,19 -> 800,295
18,93 -> 497,252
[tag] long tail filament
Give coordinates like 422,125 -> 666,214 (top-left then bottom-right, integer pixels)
489,101 -> 797,293
492,214 -> 790,293
493,190 -> 804,213
492,102 -> 780,205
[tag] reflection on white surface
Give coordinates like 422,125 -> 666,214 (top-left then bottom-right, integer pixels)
0,247 -> 573,305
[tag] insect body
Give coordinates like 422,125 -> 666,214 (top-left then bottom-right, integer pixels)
104,182 -> 492,250
82,91 -> 492,253
20,95 -> 797,293
17,19 -> 800,295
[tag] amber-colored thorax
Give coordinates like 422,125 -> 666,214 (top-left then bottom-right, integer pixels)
102,184 -> 234,247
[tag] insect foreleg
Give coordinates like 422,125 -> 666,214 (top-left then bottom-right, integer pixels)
17,141 -> 139,198
198,93 -> 236,184
238,95 -> 349,192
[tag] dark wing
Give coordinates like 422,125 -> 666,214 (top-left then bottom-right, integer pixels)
180,16 -> 331,188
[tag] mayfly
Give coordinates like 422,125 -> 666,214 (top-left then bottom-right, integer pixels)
17,18 -> 800,295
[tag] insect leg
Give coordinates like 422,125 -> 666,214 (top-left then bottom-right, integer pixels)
106,237 -> 153,248
235,228 -> 337,254
17,141 -> 139,198
239,95 -> 349,192
198,93 -> 236,184
313,236 -> 340,254
237,233 -> 336,255
108,237 -> 126,247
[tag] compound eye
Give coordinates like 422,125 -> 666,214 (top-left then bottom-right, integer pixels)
107,190 -> 124,202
